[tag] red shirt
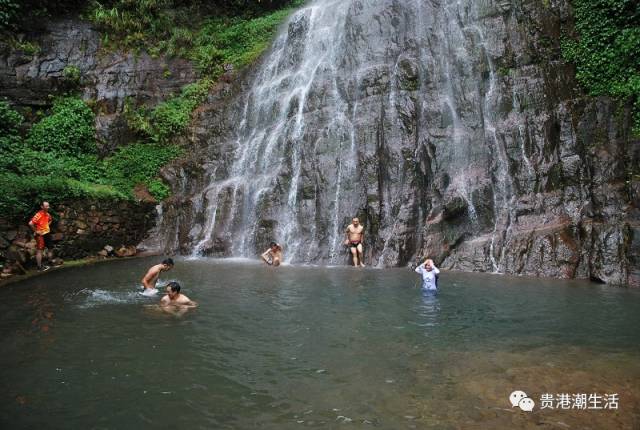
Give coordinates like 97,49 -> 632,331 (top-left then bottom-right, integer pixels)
30,210 -> 52,235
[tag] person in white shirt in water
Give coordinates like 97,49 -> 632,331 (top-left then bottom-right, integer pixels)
415,258 -> 440,291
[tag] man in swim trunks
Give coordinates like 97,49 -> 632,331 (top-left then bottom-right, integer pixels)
141,258 -> 174,295
160,282 -> 197,308
415,258 -> 440,291
28,201 -> 53,271
261,242 -> 283,266
344,217 -> 365,267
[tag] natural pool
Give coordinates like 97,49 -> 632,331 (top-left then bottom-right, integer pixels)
1,258 -> 639,429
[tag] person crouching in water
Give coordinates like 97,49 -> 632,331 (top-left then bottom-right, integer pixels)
160,282 -> 197,316
141,258 -> 174,296
160,282 -> 197,308
415,258 -> 440,291
261,242 -> 283,266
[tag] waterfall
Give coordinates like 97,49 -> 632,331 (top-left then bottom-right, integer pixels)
154,0 -> 523,269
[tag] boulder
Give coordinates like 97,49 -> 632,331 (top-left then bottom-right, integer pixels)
50,258 -> 64,266
123,245 -> 137,257
6,245 -> 27,264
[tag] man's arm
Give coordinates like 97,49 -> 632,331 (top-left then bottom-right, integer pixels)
178,295 -> 198,307
261,249 -> 272,265
28,214 -> 38,233
159,295 -> 170,307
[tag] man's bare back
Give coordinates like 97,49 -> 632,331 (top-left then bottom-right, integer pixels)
141,258 -> 174,291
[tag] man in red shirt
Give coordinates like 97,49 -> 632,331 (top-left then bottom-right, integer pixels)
29,201 -> 53,271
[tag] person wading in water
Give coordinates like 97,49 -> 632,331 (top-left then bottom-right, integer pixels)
414,258 -> 440,291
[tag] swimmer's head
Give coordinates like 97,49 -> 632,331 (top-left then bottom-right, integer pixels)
352,217 -> 359,226
166,281 -> 181,298
162,258 -> 174,271
424,258 -> 434,270
270,242 -> 281,251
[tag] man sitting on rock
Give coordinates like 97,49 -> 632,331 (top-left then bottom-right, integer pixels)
28,201 -> 53,271
141,258 -> 174,296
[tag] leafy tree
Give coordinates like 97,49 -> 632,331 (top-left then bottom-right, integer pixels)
562,0 -> 640,133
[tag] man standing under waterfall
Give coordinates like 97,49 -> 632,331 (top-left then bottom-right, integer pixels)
344,217 -> 365,267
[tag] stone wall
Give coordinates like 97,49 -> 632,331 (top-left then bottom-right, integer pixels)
0,199 -> 157,269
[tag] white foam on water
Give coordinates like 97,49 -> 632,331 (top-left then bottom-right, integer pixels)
140,288 -> 159,297
77,288 -> 147,309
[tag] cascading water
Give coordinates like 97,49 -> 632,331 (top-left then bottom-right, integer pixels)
148,0 -> 635,286
153,0 -> 520,266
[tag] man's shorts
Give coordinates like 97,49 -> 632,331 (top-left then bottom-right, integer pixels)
35,233 -> 53,250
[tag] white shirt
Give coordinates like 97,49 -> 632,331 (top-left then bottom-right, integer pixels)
415,263 -> 440,290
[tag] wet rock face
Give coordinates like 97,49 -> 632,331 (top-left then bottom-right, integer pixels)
0,20 -> 196,152
151,0 -> 636,285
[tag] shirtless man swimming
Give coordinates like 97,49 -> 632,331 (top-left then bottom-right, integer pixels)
344,217 -> 365,267
261,242 -> 283,266
160,282 -> 197,307
141,258 -> 174,295
159,282 -> 197,315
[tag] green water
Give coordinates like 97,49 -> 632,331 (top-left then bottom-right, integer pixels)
1,258 -> 639,429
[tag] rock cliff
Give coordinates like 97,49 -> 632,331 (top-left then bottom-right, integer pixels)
0,19 -> 196,152
1,2 -> 637,286
151,0 -> 638,286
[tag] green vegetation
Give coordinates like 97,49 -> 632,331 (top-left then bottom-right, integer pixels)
112,0 -> 304,143
0,0 -> 304,221
0,98 -> 182,220
87,0 -> 300,52
125,78 -> 213,143
62,64 -> 81,85
0,0 -> 19,30
561,0 -> 640,134
26,97 -> 96,155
